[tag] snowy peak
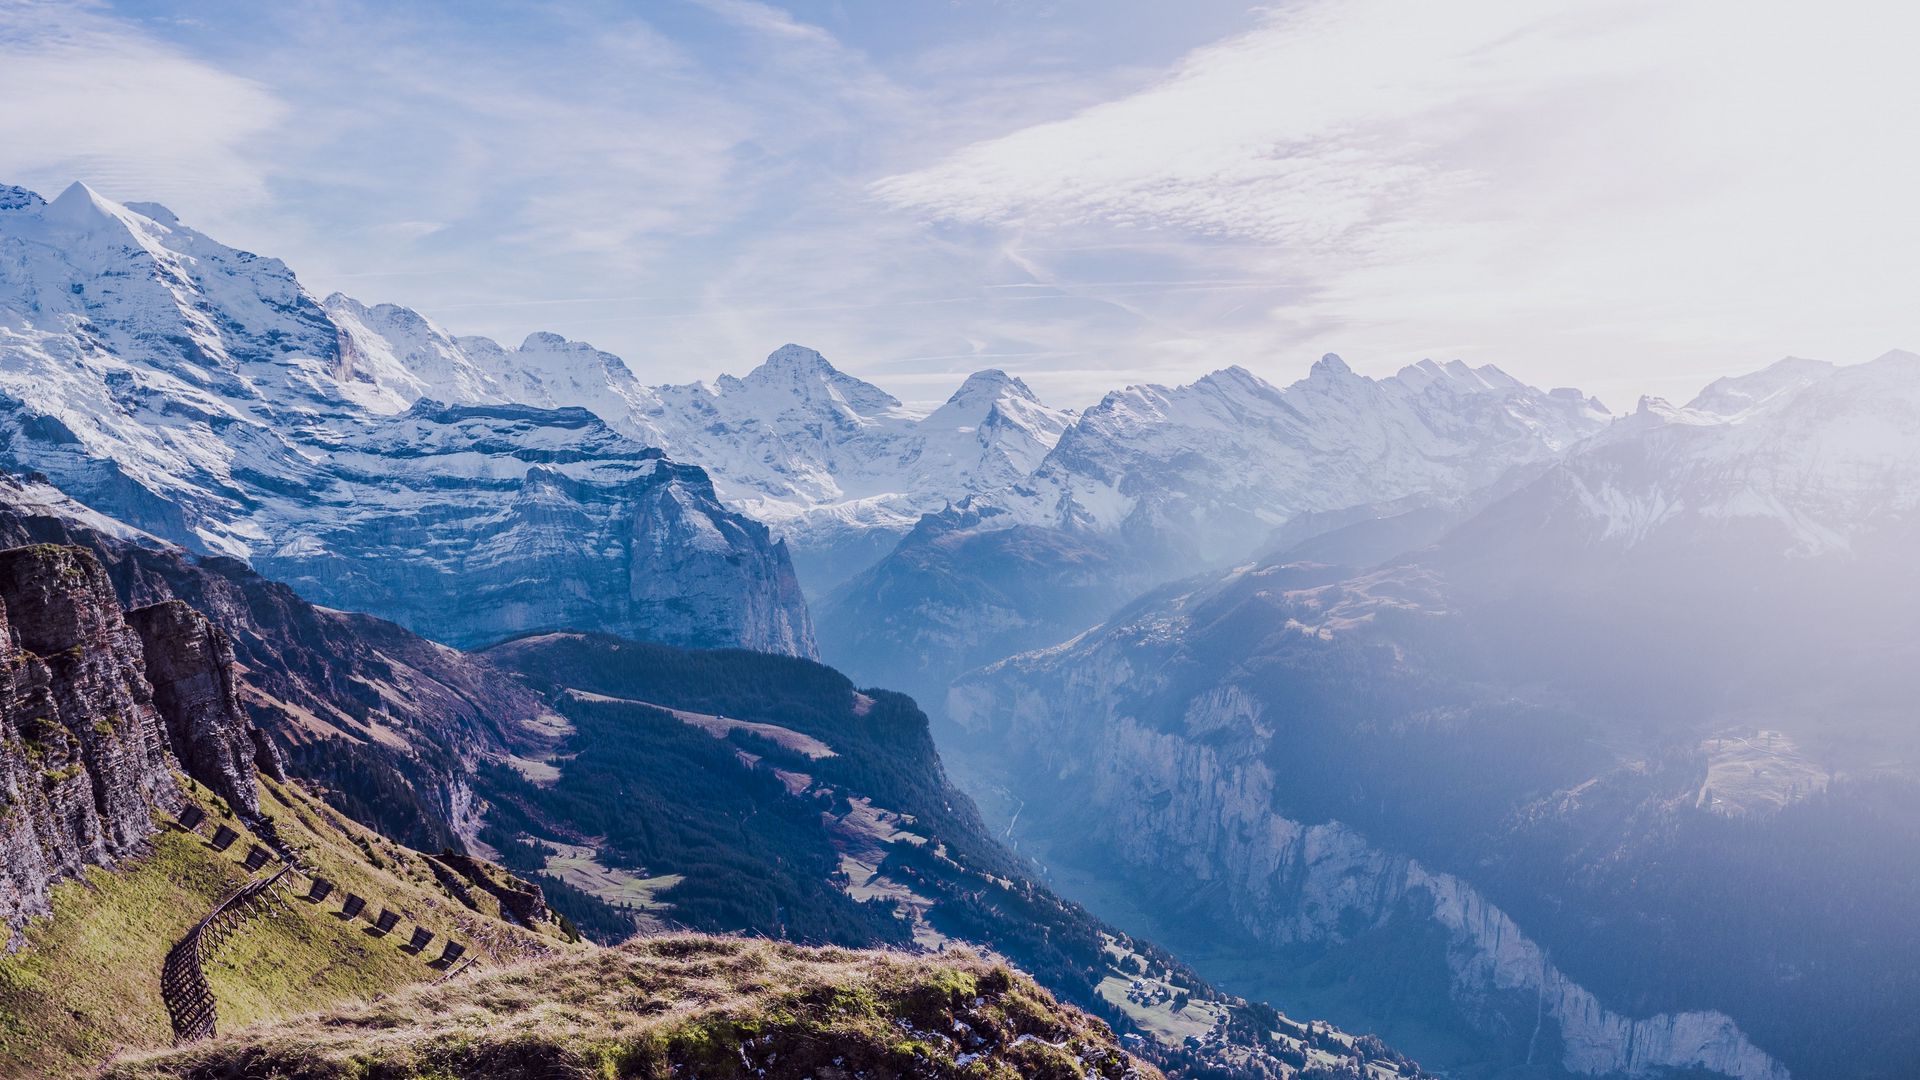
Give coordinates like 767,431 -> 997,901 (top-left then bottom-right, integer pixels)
729,343 -> 906,420
989,351 -> 1614,566
324,293 -> 501,413
0,181 -> 344,424
1393,357 -> 1531,397
1311,351 -> 1353,377
1493,351 -> 1920,557
510,328 -> 644,389
43,180 -> 138,235
906,369 -> 1072,500
928,368 -> 1055,428
942,368 -> 1034,408
751,342 -> 840,381
1686,356 -> 1836,419
1196,364 -> 1287,402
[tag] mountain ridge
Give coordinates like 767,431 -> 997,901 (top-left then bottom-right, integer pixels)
0,182 -> 813,656
945,349 -> 1920,1080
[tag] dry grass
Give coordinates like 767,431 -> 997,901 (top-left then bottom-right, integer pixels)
107,934 -> 1161,1080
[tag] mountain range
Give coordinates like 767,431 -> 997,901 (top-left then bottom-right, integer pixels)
947,349 -> 1920,1080
0,182 -> 811,656
3,177 -> 1913,1080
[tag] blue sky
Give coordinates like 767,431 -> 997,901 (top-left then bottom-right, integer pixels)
2,0 -> 1916,409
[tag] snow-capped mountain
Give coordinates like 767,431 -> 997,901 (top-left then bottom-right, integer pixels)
817,353 -> 1608,703
0,183 -> 811,655
999,353 -> 1609,563
1459,350 -> 1920,560
943,350 -> 1920,1080
324,297 -> 1074,592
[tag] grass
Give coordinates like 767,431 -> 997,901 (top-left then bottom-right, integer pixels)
539,841 -> 681,911
107,935 -> 1160,1080
0,797 -> 240,1074
0,774 -> 570,1079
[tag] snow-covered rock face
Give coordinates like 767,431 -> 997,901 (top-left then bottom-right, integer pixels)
319,296 -> 1078,592
1499,351 -> 1920,558
997,353 -> 1609,565
815,353 -> 1607,694
0,184 -> 813,656
257,401 -> 814,653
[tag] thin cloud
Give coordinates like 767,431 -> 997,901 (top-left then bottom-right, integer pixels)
685,0 -> 838,45
873,0 -> 1920,396
0,0 -> 284,218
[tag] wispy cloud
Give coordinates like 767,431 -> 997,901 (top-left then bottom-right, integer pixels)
874,0 -> 1920,403
686,0 -> 838,46
0,0 -> 1909,408
0,0 -> 284,215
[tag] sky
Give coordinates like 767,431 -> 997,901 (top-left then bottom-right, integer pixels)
1,0 -> 1916,412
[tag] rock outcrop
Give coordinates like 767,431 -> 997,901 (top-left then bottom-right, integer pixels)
239,402 -> 816,656
126,600 -> 283,817
0,544 -> 180,931
431,849 -> 549,926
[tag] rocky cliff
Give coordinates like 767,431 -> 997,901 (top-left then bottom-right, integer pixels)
950,655 -> 1789,1080
125,600 -> 282,817
249,401 -> 815,655
0,544 -> 181,930
0,472 -> 562,853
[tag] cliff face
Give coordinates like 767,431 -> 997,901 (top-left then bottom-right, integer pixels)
0,545 -> 180,931
125,600 -> 282,818
0,543 -> 305,932
245,404 -> 817,657
950,656 -> 1789,1080
0,478 -> 562,853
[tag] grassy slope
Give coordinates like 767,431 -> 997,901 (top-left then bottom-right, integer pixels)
107,934 -> 1158,1080
0,774 -> 569,1078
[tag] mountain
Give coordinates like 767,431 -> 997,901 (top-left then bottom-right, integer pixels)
1001,355 -> 1606,561
473,630 -> 1423,1079
0,182 -> 811,656
947,352 -> 1920,1080
328,292 -> 1078,595
819,354 -> 1608,708
0,472 -> 1419,1080
248,400 -> 812,655
0,538 -> 1148,1080
0,469 -> 567,852
0,536 -> 575,1074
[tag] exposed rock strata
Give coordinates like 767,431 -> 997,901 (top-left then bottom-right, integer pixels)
951,671 -> 1790,1080
0,476 -> 562,853
126,600 -> 282,817
0,545 -> 179,930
